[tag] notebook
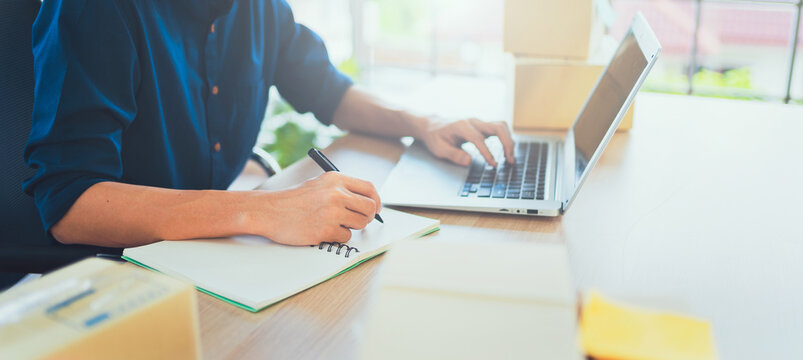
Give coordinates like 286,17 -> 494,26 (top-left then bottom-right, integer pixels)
122,208 -> 439,312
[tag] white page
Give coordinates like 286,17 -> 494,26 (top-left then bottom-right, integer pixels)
123,208 -> 439,310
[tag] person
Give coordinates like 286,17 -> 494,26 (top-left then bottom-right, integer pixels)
24,0 -> 514,249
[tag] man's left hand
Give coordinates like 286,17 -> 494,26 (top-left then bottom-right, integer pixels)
418,117 -> 515,167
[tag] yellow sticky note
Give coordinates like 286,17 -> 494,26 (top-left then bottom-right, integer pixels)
580,292 -> 717,360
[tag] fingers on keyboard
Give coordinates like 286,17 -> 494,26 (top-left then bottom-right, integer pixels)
459,142 -> 548,201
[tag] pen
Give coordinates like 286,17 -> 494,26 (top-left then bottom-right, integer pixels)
307,148 -> 384,224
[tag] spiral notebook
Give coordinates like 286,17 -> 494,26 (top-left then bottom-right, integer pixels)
122,208 -> 439,312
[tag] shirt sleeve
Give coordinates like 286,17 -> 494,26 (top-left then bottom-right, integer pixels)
23,0 -> 140,232
271,0 -> 353,126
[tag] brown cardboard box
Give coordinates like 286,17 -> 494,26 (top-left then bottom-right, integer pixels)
512,60 -> 634,131
503,0 -> 602,60
0,258 -> 201,360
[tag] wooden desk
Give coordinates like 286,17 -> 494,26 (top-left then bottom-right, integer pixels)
198,93 -> 803,359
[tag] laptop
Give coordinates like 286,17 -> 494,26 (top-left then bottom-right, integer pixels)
381,13 -> 661,216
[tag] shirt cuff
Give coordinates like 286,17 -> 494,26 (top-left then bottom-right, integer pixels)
313,66 -> 353,126
28,176 -> 113,232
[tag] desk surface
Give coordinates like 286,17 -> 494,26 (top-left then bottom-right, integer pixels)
195,93 -> 803,359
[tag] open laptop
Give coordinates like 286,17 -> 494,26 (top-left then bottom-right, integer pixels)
381,13 -> 661,216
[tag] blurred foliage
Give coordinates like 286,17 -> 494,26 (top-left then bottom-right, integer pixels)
644,66 -> 761,101
691,67 -> 760,101
338,57 -> 361,80
260,58 -> 360,169
262,121 -> 318,169
693,67 -> 752,90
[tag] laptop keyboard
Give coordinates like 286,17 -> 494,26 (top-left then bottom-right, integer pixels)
459,142 -> 548,200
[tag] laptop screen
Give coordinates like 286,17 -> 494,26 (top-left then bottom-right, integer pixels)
572,30 -> 649,183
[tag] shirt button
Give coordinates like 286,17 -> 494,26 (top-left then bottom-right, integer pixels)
213,142 -> 221,152
210,24 -> 216,34
211,85 -> 219,95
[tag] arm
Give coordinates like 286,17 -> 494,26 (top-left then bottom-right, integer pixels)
52,173 -> 381,247
52,183 -> 250,247
332,87 -> 516,167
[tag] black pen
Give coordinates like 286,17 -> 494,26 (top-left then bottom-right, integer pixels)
307,148 -> 384,224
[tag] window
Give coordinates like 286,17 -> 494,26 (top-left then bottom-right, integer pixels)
610,0 -> 803,103
289,0 -> 803,102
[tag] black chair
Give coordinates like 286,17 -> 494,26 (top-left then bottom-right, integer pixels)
0,0 -> 122,286
0,0 -> 280,288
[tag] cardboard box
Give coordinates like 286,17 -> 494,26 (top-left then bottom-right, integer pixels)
0,258 -> 201,360
503,0 -> 602,60
512,59 -> 634,131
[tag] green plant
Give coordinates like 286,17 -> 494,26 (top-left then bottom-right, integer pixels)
692,67 -> 752,90
260,58 -> 361,168
338,57 -> 361,81
644,66 -> 765,101
262,121 -> 318,169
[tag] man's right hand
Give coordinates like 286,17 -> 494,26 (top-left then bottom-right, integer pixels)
252,172 -> 382,246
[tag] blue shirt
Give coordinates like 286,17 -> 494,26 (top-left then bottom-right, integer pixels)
24,0 -> 353,231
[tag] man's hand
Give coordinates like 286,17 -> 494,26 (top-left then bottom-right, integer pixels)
331,88 -> 515,167
253,172 -> 381,246
419,117 -> 515,167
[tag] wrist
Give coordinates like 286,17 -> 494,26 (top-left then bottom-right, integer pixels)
237,190 -> 276,237
243,188 -> 299,241
405,112 -> 432,140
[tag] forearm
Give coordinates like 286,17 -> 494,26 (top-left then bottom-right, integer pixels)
331,86 -> 515,166
51,182 -> 262,248
331,87 -> 431,140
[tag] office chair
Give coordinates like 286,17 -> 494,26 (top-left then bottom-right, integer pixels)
0,0 -> 281,287
0,0 -> 121,284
